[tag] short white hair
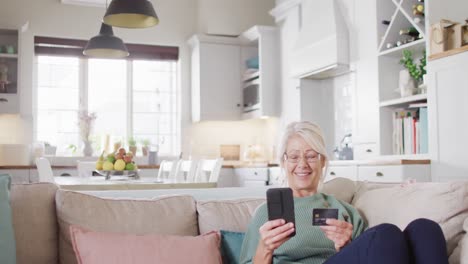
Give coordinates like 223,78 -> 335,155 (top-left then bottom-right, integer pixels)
277,121 -> 329,188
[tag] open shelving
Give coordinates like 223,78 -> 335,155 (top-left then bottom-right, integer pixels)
377,0 -> 428,156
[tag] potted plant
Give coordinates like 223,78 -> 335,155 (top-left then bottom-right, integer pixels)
140,139 -> 151,156
128,137 -> 137,156
44,142 -> 57,156
399,50 -> 427,96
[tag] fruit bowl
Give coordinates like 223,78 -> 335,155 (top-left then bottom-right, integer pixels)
96,170 -> 139,180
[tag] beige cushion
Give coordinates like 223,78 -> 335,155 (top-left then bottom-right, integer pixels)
56,191 -> 198,264
10,183 -> 59,264
353,181 -> 468,257
322,177 -> 358,204
197,198 -> 265,234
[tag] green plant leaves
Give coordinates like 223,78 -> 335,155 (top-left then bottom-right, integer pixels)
399,49 -> 426,82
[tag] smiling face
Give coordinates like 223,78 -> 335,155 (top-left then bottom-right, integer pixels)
284,134 -> 324,197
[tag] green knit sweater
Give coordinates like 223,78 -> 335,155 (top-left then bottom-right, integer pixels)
239,193 -> 367,264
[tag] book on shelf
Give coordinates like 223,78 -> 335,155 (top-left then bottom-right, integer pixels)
392,107 -> 428,155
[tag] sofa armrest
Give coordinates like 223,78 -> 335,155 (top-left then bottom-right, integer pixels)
449,217 -> 468,264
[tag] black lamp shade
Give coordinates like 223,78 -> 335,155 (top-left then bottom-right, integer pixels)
103,0 -> 159,29
83,23 -> 129,58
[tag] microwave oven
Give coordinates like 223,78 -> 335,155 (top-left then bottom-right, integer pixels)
243,78 -> 260,112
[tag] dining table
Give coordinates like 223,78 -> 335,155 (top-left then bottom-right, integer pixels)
54,176 -> 217,191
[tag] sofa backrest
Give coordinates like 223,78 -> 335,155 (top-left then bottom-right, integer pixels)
352,181 -> 468,264
10,183 -> 59,264
6,178 -> 360,264
55,190 -> 199,264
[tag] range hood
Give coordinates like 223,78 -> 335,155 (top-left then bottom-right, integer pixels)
291,0 -> 350,80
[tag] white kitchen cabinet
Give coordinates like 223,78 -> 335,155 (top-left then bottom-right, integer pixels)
0,28 -> 20,114
358,164 -> 430,183
188,35 -> 242,122
325,165 -> 358,183
234,167 -> 269,187
353,0 -> 379,154
0,169 -> 29,183
427,51 -> 468,181
268,167 -> 283,186
0,93 -> 18,113
239,26 -> 280,119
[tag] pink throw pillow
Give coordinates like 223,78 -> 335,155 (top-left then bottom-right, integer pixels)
70,225 -> 222,264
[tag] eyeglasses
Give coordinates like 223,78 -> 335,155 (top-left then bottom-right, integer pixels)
283,151 -> 321,164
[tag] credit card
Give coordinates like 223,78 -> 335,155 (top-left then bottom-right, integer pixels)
312,208 -> 339,226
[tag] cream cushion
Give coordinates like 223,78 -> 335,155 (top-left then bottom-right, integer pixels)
11,183 -> 58,264
56,191 -> 198,264
321,177 -> 357,204
353,181 -> 468,258
197,198 -> 265,234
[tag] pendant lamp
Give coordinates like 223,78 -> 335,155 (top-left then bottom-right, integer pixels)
83,23 -> 129,58
103,0 -> 159,29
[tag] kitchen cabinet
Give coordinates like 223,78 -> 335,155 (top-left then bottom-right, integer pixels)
325,165 -> 358,183
427,51 -> 468,182
188,35 -> 242,122
324,162 -> 430,183
239,26 -> 280,119
234,167 -> 269,187
0,93 -> 18,113
0,28 -> 20,113
358,164 -> 430,183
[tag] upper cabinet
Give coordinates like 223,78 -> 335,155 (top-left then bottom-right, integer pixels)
0,28 -> 20,114
188,35 -> 242,122
239,26 -> 280,119
188,26 -> 280,122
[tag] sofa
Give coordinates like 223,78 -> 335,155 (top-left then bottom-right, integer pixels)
6,178 -> 468,264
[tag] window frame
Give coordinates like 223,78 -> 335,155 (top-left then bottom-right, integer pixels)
34,55 -> 181,156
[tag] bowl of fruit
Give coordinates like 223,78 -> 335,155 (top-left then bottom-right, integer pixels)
95,148 -> 138,180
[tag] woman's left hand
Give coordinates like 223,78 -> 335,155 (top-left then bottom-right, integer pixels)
319,219 -> 353,251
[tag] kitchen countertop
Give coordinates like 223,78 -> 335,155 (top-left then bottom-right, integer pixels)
0,163 -> 280,170
0,155 -> 431,169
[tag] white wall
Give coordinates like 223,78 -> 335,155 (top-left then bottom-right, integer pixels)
198,0 -> 275,36
0,0 -> 276,159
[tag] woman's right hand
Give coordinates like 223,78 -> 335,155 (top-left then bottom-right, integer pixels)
258,219 -> 295,254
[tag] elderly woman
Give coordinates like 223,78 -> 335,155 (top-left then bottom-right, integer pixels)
239,121 -> 448,264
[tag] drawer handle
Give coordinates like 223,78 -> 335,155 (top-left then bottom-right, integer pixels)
376,172 -> 384,177
330,171 -> 336,176
366,149 -> 372,153
0,98 -> 8,102
254,172 -> 258,175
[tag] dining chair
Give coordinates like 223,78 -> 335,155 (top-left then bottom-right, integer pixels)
174,159 -> 198,182
35,157 -> 55,183
77,161 -> 97,178
157,160 -> 179,180
194,158 -> 223,183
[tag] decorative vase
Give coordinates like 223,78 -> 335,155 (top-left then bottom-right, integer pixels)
142,146 -> 149,156
399,69 -> 416,97
83,141 -> 93,157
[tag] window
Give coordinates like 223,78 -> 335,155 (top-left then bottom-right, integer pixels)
35,56 -> 180,156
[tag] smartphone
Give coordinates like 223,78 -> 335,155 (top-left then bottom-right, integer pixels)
266,188 -> 296,237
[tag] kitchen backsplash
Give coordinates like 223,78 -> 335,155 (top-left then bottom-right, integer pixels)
186,117 -> 280,162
